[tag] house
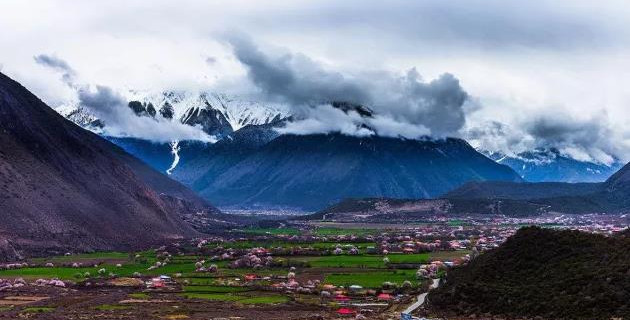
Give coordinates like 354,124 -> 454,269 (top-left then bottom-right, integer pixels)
349,285 -> 363,292
337,308 -> 356,316
334,294 -> 350,302
147,277 -> 164,288
377,293 -> 393,301
159,275 -> 172,282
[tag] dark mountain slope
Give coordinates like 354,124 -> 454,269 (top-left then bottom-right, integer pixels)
305,162 -> 630,219
445,181 -> 601,200
192,134 -> 522,210
428,227 -> 630,319
443,161 -> 630,214
605,161 -> 630,192
106,137 -> 213,184
174,121 -> 284,188
0,72 -> 217,259
298,197 -> 549,221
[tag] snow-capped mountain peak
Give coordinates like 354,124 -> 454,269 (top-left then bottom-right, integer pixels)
484,148 -> 623,183
56,89 -> 292,139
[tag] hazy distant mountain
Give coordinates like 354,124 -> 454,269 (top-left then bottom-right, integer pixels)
0,72 -> 223,259
486,148 -> 622,183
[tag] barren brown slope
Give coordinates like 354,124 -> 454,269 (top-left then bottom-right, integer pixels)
0,72 -> 213,259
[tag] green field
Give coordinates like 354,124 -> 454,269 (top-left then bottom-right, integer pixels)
325,270 -> 419,288
239,227 -> 301,235
183,285 -> 248,293
294,253 -> 429,268
93,304 -> 132,311
0,249 -> 431,281
211,240 -> 376,250
312,227 -> 378,236
128,292 -> 149,299
22,307 -> 55,313
183,292 -> 289,304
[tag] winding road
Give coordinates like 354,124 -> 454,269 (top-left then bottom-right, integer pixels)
402,278 -> 440,315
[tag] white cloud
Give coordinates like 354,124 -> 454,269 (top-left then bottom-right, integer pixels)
1,0 -> 630,161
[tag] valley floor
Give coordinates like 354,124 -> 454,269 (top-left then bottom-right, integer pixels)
0,215 -> 626,320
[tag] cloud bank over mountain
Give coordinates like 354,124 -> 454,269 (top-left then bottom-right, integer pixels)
3,0 -> 630,163
35,54 -> 215,143
226,34 -> 468,138
464,112 -> 628,165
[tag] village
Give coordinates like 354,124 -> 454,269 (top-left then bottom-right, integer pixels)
0,214 -> 626,320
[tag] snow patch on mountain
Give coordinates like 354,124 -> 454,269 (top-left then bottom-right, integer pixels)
126,90 -> 291,130
55,90 -> 292,141
55,102 -> 104,132
166,140 -> 180,175
484,148 -> 623,183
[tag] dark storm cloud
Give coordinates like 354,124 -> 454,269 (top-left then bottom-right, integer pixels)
225,35 -> 469,137
35,54 -> 216,143
226,33 -> 368,105
465,113 -> 625,164
34,54 -> 76,85
77,85 -> 126,115
382,68 -> 467,136
524,116 -> 612,152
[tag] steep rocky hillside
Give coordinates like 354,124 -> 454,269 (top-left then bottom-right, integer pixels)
0,72 -> 223,260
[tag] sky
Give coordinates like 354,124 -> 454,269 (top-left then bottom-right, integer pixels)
1,0 -> 630,163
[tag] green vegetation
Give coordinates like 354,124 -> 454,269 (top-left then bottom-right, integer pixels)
0,251 -> 200,280
128,292 -> 149,299
296,253 -> 428,268
239,295 -> 289,304
430,227 -> 630,319
0,266 -> 101,279
182,292 -> 288,304
387,253 -> 430,264
240,227 -> 300,235
93,304 -> 131,311
183,285 -> 248,293
22,307 -> 55,313
212,240 -> 375,250
325,270 -> 418,288
447,219 -> 467,226
0,232 -> 450,313
32,251 -> 138,264
313,227 -> 378,236
183,292 -> 244,301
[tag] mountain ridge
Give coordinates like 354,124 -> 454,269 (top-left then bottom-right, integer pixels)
0,72 -> 223,260
183,133 -> 523,210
